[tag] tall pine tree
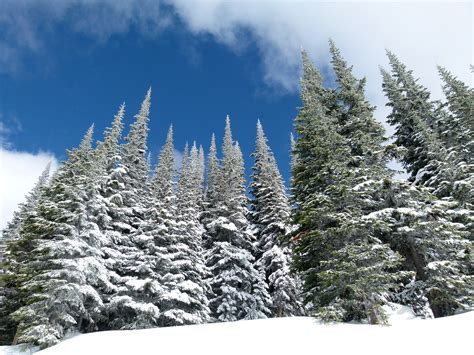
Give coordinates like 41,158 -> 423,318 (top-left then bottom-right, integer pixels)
159,143 -> 211,326
292,47 -> 407,324
6,126 -> 113,347
100,93 -> 162,330
204,116 -> 272,321
381,56 -> 473,317
250,120 -> 303,317
0,163 -> 52,345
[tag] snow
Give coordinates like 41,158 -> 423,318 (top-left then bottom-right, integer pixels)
0,344 -> 39,355
414,169 -> 429,185
1,306 -> 471,355
125,278 -> 151,291
163,289 -> 192,305
381,302 -> 420,323
208,217 -> 238,232
364,208 -> 394,220
396,207 -> 424,217
112,222 -> 133,232
353,179 -> 376,191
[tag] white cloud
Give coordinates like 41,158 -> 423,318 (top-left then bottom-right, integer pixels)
168,1 -> 472,125
2,1 -> 471,122
0,0 -> 172,73
0,122 -> 10,146
0,148 -> 58,230
0,121 -> 9,134
0,115 -> 59,231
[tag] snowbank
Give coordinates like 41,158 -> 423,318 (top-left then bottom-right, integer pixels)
1,307 -> 471,355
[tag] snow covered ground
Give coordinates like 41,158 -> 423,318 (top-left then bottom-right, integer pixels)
1,304 -> 471,355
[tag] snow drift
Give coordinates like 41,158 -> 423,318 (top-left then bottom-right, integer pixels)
1,305 -> 471,355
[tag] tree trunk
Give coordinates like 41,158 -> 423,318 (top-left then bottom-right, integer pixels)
364,300 -> 379,324
276,305 -> 283,318
12,327 -> 20,345
408,243 -> 443,317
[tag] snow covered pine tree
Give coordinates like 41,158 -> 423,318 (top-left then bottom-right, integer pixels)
291,45 -> 408,324
381,56 -> 473,317
250,120 -> 303,317
6,126 -> 112,348
204,116 -> 272,322
0,163 -> 51,345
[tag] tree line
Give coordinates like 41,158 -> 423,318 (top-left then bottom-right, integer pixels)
0,42 -> 472,349
292,42 -> 472,324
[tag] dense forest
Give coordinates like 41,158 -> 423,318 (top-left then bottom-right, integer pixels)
0,43 -> 472,349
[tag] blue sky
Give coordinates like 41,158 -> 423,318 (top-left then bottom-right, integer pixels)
0,0 -> 472,228
1,22 -> 298,171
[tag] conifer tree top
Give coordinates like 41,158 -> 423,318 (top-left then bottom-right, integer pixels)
79,124 -> 95,152
97,103 -> 125,168
125,88 -> 152,154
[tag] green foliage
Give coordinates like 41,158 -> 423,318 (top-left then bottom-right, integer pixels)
292,44 -> 406,323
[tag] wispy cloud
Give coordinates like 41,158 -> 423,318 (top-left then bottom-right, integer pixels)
169,1 -> 472,105
0,115 -> 12,148
0,0 -> 172,74
1,1 -> 471,100
0,113 -> 23,148
0,121 -> 10,135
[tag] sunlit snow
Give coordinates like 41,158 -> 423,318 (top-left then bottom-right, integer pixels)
0,305 -> 471,355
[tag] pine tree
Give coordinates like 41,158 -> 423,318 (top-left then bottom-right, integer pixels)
151,125 -> 175,211
435,68 -> 474,241
203,133 -> 220,212
381,52 -> 440,185
368,180 -> 472,317
159,143 -> 211,326
6,126 -> 114,348
204,116 -> 271,321
96,103 -> 125,169
380,58 -> 473,316
329,40 -> 386,169
122,125 -> 180,330
383,59 -> 472,245
290,132 -> 297,171
197,144 -> 205,203
250,120 -> 303,317
0,163 -> 52,345
117,89 -> 152,231
95,103 -> 129,242
1,162 -> 51,253
100,93 -> 163,330
431,68 -> 474,208
384,62 -> 472,215
436,66 -> 473,155
201,133 -> 220,252
122,88 -> 151,194
141,123 -> 177,300
292,47 -> 407,324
